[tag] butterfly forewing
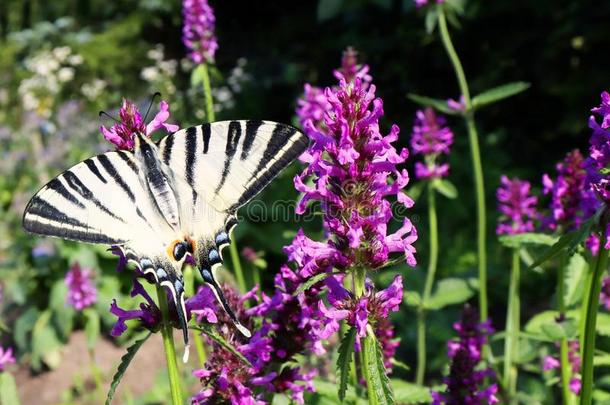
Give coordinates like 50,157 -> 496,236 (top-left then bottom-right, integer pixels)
23,151 -> 172,258
158,120 -> 308,214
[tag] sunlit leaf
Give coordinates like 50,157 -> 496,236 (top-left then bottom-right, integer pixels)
498,233 -> 557,249
391,379 -> 432,403
471,82 -> 531,109
293,272 -> 331,297
0,373 -> 21,405
425,278 -> 478,310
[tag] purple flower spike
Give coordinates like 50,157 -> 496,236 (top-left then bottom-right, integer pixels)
65,263 -> 97,311
182,0 -> 218,64
333,47 -> 372,88
0,346 -> 15,371
100,99 -> 178,151
410,107 -> 454,180
109,279 -> 161,337
496,176 -> 538,235
433,305 -> 498,405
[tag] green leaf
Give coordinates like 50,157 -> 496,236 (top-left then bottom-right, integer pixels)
190,64 -> 206,87
528,217 -> 594,270
498,233 -> 558,249
407,93 -> 459,115
432,179 -> 458,199
391,379 -> 432,403
564,253 -> 587,307
471,82 -> 531,109
336,327 -> 356,401
540,318 -> 577,340
31,310 -> 62,371
14,307 -> 39,353
84,308 -> 100,351
293,272 -> 331,297
0,373 -> 21,405
424,9 -> 438,34
49,280 -> 75,341
106,333 -> 151,405
403,290 -> 422,307
595,313 -> 610,336
406,182 -> 425,204
191,324 -> 252,367
425,278 -> 478,310
363,332 -> 394,405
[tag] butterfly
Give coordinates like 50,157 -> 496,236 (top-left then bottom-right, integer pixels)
23,120 -> 308,349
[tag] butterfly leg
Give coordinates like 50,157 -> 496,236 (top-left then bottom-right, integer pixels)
199,267 -> 251,338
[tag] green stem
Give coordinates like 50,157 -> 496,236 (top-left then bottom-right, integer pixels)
580,257 -> 595,358
354,268 -> 376,404
230,241 -> 247,295
184,266 -> 207,366
201,62 -> 215,122
580,232 -> 608,405
416,185 -> 439,385
503,249 -> 520,403
156,286 -> 184,405
558,254 -> 575,405
437,4 -> 487,322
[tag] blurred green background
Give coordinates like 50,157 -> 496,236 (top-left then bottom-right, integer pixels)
1,0 -> 609,403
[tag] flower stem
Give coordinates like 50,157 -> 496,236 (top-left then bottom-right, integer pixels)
156,286 -> 184,405
185,266 -> 207,366
200,62 -> 215,122
558,254 -> 575,405
503,249 -> 520,403
230,240 -> 248,295
437,4 -> 488,322
354,267 -> 377,404
580,232 -> 608,405
416,184 -> 439,385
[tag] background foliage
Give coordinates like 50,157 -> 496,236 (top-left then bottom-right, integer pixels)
1,0 -> 610,403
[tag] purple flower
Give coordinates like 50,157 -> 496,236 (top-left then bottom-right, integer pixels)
432,305 -> 498,405
191,284 -> 313,404
542,339 -> 581,395
100,99 -> 178,151
65,263 -> 97,311
241,247 -> 259,264
0,346 -> 15,371
182,0 -> 218,64
447,96 -> 466,112
415,0 -> 444,8
110,279 -> 161,337
496,176 -> 538,235
542,149 -> 599,231
296,47 -> 371,138
410,107 -> 454,180
601,276 -> 610,310
295,76 -> 417,268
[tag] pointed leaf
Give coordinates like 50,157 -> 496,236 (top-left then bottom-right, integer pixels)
337,326 -> 356,401
565,253 -> 587,307
528,217 -> 594,270
363,331 -> 394,405
407,93 -> 459,115
0,373 -> 21,405
191,324 -> 252,367
425,278 -> 478,310
425,9 -> 438,34
105,333 -> 151,405
499,233 -> 558,249
432,179 -> 458,199
293,272 -> 331,297
471,82 -> 531,109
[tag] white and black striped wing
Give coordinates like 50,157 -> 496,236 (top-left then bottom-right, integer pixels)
22,151 -> 171,255
157,120 -> 308,213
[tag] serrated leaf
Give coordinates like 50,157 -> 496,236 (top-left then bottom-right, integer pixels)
498,233 -> 558,249
293,272 -> 331,297
336,327 -> 356,401
191,324 -> 252,367
391,379 -> 432,403
425,278 -> 477,310
363,331 -> 394,405
84,308 -> 100,351
105,333 -> 151,405
432,179 -> 457,199
0,373 -> 21,405
529,217 -> 594,270
471,82 -> 531,109
407,93 -> 459,115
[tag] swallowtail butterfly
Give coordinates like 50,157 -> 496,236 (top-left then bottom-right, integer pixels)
22,120 -> 308,350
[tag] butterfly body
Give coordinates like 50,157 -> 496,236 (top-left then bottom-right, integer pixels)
23,120 -> 308,346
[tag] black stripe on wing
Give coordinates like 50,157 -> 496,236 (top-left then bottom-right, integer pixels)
215,121 -> 242,194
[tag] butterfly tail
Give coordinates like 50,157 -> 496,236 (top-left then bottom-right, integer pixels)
199,267 -> 251,338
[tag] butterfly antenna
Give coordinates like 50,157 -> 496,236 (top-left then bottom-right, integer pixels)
199,267 -> 252,338
99,111 -> 120,123
143,92 -> 161,122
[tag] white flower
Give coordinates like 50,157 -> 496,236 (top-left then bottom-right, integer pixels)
147,45 -> 164,62
141,67 -> 160,82
52,46 -> 72,62
81,79 -> 107,100
68,54 -> 84,65
58,67 -> 75,82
